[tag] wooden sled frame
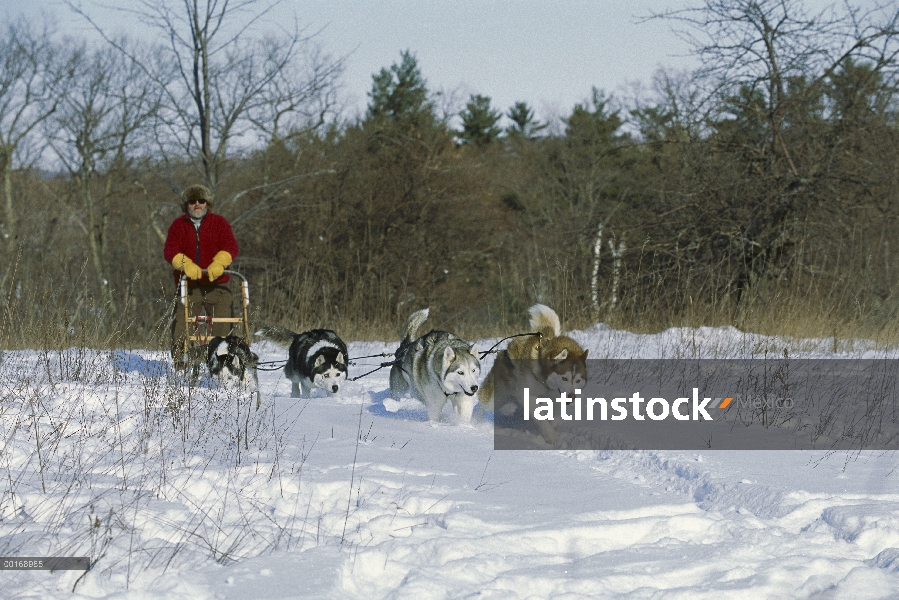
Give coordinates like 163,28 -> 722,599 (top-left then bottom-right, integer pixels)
180,268 -> 251,357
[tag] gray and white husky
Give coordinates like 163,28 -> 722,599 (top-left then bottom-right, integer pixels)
255,326 -> 348,398
389,308 -> 481,422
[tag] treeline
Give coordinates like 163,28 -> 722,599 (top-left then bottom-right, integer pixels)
2,0 -> 899,347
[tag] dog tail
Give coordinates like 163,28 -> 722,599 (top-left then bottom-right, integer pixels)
254,326 -> 296,349
400,308 -> 430,344
528,304 -> 561,338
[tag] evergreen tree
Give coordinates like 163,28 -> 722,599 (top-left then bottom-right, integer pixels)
564,88 -> 624,146
538,87 -> 631,217
827,58 -> 888,127
506,101 -> 545,138
366,50 -> 434,129
713,84 -> 769,150
458,94 -> 501,146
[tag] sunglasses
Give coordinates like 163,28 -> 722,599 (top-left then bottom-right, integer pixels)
187,198 -> 207,205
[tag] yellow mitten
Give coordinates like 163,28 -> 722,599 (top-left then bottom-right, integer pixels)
171,253 -> 203,280
206,251 -> 232,282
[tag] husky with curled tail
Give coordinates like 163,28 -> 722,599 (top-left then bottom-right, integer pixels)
255,326 -> 348,398
479,304 -> 588,444
389,308 -> 481,422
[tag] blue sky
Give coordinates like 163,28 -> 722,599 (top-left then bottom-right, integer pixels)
2,1 -> 697,123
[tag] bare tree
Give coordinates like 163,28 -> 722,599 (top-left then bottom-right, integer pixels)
68,0 -> 345,193
247,41 -> 344,147
648,0 -> 899,172
0,18 -> 68,257
46,40 -> 160,310
635,0 -> 899,302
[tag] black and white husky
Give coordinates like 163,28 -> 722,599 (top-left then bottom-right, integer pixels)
255,326 -> 348,398
206,335 -> 261,408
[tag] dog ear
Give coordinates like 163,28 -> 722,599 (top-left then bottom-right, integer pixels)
581,349 -> 589,360
468,344 -> 478,358
314,355 -> 326,368
336,352 -> 345,365
552,348 -> 569,362
442,345 -> 456,370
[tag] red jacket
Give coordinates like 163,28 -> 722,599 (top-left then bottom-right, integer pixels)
163,212 -> 239,286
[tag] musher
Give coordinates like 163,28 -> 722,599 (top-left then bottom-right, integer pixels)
163,184 -> 239,366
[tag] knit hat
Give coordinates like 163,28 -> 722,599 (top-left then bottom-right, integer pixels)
180,184 -> 214,211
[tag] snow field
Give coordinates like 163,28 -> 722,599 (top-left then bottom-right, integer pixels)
1,326 -> 899,598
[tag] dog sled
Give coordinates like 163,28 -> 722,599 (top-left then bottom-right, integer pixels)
179,268 -> 251,356
179,268 -> 261,413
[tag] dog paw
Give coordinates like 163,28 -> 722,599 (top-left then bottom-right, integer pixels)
538,423 -> 559,446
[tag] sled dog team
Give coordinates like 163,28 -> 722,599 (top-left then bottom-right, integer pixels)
166,184 -> 587,441
252,304 -> 589,442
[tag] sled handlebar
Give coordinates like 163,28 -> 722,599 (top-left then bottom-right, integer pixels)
179,269 -> 249,306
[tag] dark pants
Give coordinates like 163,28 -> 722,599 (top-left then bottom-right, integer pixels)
171,284 -> 234,365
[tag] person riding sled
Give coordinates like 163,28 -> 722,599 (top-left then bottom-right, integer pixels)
163,184 -> 239,367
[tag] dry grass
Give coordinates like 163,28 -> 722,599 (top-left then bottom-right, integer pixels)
4,237 -> 899,351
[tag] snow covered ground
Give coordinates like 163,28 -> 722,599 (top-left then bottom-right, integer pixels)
3,324 -> 899,598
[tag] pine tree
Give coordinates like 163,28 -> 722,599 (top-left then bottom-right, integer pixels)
565,88 -> 624,146
458,94 -> 501,146
506,101 -> 545,138
366,50 -> 434,129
